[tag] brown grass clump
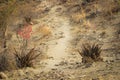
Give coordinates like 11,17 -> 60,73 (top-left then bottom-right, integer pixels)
93,0 -> 120,16
78,43 -> 103,63
14,48 -> 41,68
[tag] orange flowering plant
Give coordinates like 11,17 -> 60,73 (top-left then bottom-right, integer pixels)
17,25 -> 32,40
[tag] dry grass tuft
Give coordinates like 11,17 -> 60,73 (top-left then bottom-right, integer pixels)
14,48 -> 41,68
78,43 -> 103,63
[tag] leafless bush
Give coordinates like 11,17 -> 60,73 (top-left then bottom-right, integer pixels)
78,43 -> 103,63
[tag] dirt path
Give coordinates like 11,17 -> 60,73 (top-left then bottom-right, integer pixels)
44,16 -> 72,70
31,2 -> 74,70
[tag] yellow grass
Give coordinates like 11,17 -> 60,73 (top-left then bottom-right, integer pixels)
35,24 -> 52,36
71,8 -> 86,23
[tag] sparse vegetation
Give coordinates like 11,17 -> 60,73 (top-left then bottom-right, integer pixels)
0,46 -> 41,71
14,22 -> 41,68
14,48 -> 41,68
0,30 -> 41,72
78,43 -> 103,63
0,0 -> 119,79
0,0 -> 17,48
0,50 -> 17,72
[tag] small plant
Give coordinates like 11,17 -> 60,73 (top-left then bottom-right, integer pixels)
14,16 -> 41,68
78,43 -> 103,63
14,48 -> 41,68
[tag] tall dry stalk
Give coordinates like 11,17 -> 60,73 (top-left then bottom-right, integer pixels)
0,0 -> 17,48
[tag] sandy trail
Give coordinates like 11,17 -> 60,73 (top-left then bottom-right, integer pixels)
32,2 -> 73,70
44,17 -> 72,70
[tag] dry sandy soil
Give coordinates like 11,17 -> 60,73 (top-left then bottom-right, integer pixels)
0,0 -> 120,80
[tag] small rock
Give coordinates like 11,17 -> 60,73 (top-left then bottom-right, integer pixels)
0,72 -> 8,79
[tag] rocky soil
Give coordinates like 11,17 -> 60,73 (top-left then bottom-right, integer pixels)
0,0 -> 120,80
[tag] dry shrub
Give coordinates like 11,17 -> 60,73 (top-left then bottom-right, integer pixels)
0,50 -> 17,72
0,0 -> 17,48
78,43 -> 103,63
32,24 -> 52,43
95,0 -> 120,16
0,0 -> 16,33
71,8 -> 87,23
14,48 -> 41,68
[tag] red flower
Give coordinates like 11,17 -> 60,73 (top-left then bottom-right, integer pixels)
17,25 -> 32,40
